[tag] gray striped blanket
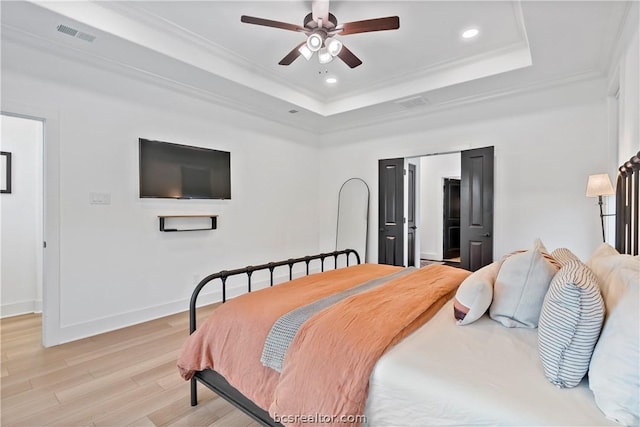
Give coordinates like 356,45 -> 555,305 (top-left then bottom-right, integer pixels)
260,267 -> 415,372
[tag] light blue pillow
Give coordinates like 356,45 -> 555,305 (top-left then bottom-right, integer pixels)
490,240 -> 558,328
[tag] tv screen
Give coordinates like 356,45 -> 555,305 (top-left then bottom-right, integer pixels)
139,138 -> 231,199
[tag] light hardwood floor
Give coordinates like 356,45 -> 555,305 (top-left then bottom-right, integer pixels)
1,306 -> 262,427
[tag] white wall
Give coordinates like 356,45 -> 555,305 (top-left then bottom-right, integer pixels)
0,115 -> 43,317
2,41 -> 323,343
418,153 -> 460,261
317,78 -> 611,262
613,3 -> 640,165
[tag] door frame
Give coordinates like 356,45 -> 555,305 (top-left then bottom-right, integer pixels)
406,161 -> 418,267
2,101 -> 61,347
1,113 -> 45,316
382,148 -> 493,269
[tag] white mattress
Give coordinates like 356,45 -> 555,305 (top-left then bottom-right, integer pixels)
364,300 -> 616,426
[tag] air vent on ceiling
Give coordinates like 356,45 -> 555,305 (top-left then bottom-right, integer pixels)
395,96 -> 429,109
56,24 -> 78,37
57,24 -> 96,43
288,109 -> 299,114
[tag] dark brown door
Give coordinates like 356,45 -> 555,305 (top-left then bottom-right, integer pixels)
443,178 -> 461,260
407,163 -> 417,266
460,146 -> 494,271
378,158 -> 404,265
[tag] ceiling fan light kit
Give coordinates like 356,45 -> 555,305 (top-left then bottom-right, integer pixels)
298,44 -> 313,60
240,0 -> 400,69
318,47 -> 333,64
326,38 -> 343,56
306,33 -> 323,52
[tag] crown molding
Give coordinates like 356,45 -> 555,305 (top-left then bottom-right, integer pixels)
99,2 -> 322,104
603,1 -> 637,80
1,24 -> 322,137
2,23 -> 607,142
329,0 -> 531,104
318,69 -> 606,137
325,40 -> 532,113
29,0 -> 330,115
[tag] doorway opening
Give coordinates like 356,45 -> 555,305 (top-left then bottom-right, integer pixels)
411,152 -> 461,268
379,146 -> 494,271
1,113 -> 45,323
442,177 -> 461,264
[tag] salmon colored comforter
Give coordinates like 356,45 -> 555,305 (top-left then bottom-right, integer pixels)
177,263 -> 470,426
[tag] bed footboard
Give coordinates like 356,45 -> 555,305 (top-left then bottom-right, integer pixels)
188,248 -> 361,417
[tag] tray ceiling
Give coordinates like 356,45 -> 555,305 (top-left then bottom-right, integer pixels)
0,1 -> 631,132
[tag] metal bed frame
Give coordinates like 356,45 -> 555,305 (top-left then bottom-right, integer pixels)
616,151 -> 640,256
188,249 -> 361,426
186,155 -> 639,425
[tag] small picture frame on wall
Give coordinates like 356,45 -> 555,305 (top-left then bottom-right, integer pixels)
1,151 -> 12,194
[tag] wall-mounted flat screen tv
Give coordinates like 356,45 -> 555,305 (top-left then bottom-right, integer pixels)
139,138 -> 231,199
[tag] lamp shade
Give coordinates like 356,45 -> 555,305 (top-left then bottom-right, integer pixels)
586,174 -> 615,197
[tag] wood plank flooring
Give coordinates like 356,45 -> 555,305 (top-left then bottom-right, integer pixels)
1,307 -> 262,427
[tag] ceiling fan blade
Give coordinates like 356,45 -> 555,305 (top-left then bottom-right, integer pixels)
337,45 -> 363,68
312,0 -> 330,24
241,15 -> 304,32
278,42 -> 306,66
339,16 -> 400,35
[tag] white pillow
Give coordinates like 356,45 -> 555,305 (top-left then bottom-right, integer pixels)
490,239 -> 559,328
538,260 -> 604,388
587,247 -> 640,425
587,243 -> 638,315
453,261 -> 501,325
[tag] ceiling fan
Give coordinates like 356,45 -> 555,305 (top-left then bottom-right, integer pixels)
240,0 -> 400,68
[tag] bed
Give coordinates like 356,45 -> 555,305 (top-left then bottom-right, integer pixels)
178,152 -> 639,427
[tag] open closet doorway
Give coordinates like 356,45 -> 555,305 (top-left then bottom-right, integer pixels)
417,153 -> 461,266
443,177 -> 461,263
379,147 -> 494,271
1,113 -> 45,327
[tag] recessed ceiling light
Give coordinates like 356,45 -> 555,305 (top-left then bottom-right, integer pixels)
325,76 -> 338,84
462,28 -> 479,39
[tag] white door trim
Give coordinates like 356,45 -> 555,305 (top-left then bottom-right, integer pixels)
2,100 -> 61,347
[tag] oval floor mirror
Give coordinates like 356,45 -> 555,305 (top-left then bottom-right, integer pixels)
336,178 -> 370,262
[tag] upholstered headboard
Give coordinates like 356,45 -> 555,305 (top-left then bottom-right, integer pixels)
616,151 -> 640,255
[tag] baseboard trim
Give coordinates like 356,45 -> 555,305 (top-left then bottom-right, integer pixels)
1,300 -> 40,318
54,270 -> 315,345
420,252 -> 439,261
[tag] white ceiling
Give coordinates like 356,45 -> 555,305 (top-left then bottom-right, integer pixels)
0,1 -> 632,133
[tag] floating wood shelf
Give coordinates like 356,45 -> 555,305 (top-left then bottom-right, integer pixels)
158,215 -> 218,232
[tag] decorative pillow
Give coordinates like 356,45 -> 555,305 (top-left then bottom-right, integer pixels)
538,260 -> 604,388
550,247 -> 581,267
587,243 -> 637,314
587,247 -> 640,425
453,261 -> 501,325
490,239 -> 559,328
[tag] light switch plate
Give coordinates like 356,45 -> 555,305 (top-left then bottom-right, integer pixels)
90,192 -> 111,205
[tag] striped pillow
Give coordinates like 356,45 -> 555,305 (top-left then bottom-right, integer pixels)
538,260 -> 604,388
550,247 -> 581,267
